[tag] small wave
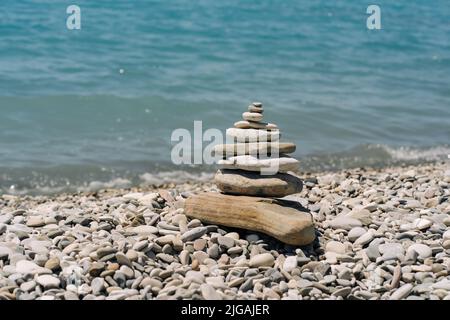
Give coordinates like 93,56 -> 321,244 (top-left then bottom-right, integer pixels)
299,144 -> 450,172
1,144 -> 448,195
381,145 -> 450,161
139,171 -> 213,185
83,178 -> 132,192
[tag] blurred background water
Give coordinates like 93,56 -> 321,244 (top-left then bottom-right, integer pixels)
0,0 -> 449,194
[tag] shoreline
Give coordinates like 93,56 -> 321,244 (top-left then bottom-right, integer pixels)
0,162 -> 449,300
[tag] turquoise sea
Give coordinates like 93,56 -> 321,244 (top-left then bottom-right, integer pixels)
1,0 -> 449,194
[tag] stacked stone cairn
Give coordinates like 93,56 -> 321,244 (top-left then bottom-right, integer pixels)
214,102 -> 302,197
185,102 -> 315,246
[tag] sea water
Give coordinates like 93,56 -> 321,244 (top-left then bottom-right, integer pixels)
0,0 -> 449,194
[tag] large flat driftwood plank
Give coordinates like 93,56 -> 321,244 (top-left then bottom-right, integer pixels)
184,192 -> 315,246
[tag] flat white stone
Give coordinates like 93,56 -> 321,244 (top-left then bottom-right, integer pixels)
128,225 -> 158,235
328,217 -> 362,230
36,275 -> 61,289
348,227 -> 367,242
412,218 -> 433,230
15,260 -> 51,275
218,155 -> 299,173
406,243 -> 432,259
283,256 -> 298,272
354,231 -> 374,246
226,128 -> 280,143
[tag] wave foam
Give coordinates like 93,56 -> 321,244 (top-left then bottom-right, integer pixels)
382,145 -> 450,161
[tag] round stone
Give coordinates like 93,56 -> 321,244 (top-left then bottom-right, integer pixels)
200,284 -> 222,300
379,243 -> 405,261
15,260 -> 49,275
44,257 -> 60,271
443,240 -> 450,250
412,218 -> 433,230
407,244 -> 432,260
217,236 -> 235,249
91,277 -> 105,295
36,275 -> 60,289
125,250 -> 139,262
443,230 -> 450,241
116,252 -> 133,268
26,216 -> 45,227
325,241 -> 346,254
214,169 -> 303,197
249,253 -> 275,268
193,239 -> 207,251
348,227 -> 367,242
354,231 -> 374,246
20,281 -> 37,292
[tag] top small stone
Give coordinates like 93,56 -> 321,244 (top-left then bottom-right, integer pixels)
252,102 -> 263,107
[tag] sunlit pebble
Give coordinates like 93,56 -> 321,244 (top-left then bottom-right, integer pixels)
119,68 -> 125,74
9,185 -> 15,190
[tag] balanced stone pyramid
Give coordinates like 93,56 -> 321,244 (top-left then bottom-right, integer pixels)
185,102 -> 315,246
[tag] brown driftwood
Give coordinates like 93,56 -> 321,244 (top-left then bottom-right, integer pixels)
184,192 -> 315,246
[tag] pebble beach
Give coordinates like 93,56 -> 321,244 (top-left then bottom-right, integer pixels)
1,162 -> 449,300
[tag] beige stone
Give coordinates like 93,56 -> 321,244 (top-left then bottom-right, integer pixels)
242,112 -> 263,122
214,169 -> 302,197
218,155 -> 299,173
184,192 -> 315,246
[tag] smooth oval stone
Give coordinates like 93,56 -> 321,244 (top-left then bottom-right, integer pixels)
213,142 -> 296,157
407,244 -> 432,260
226,128 -> 280,143
252,102 -> 263,107
248,105 -> 263,113
242,112 -> 263,122
26,216 -> 45,227
325,241 -> 346,254
36,275 -> 61,289
218,155 -> 299,173
214,169 -> 303,197
234,120 -> 277,130
348,227 -> 367,242
15,260 -> 51,275
249,253 -> 275,268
